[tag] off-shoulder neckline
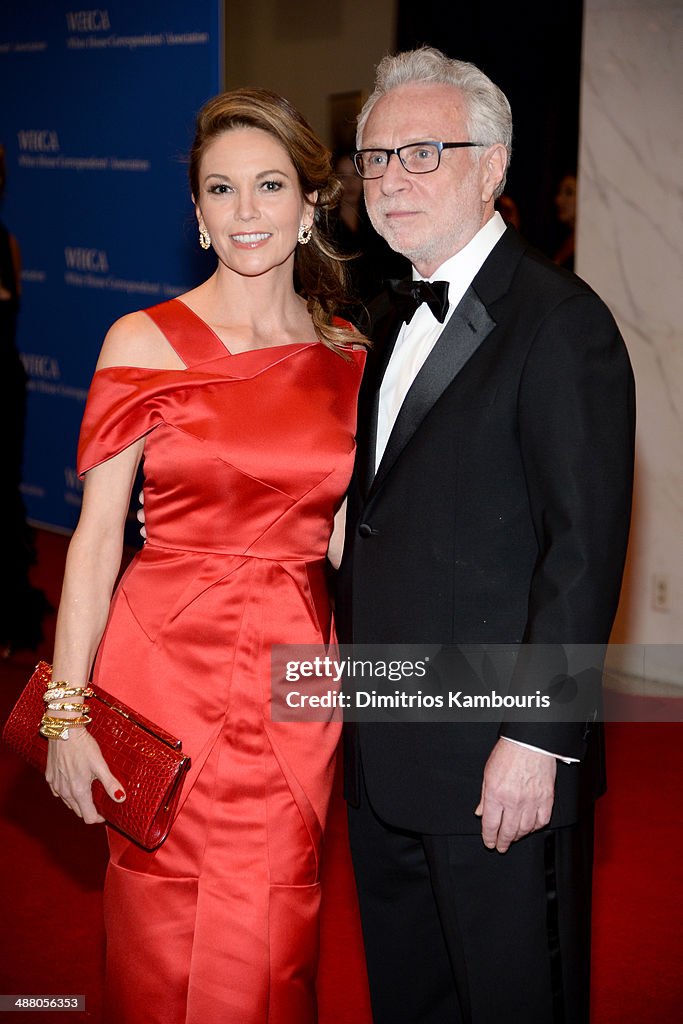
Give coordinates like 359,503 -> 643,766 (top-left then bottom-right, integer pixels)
93,300 -> 362,374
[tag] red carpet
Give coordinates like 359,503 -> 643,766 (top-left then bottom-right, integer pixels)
1,529 -> 681,1022
591,722 -> 683,1022
0,531 -> 107,1024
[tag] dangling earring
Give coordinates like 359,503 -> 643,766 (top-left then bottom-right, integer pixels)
199,225 -> 211,250
297,224 -> 312,245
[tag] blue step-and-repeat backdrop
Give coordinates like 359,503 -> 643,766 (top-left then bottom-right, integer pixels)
0,1 -> 223,531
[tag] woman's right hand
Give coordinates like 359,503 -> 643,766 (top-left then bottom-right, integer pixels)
45,729 -> 126,824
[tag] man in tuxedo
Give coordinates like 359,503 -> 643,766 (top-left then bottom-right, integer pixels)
336,47 -> 635,1023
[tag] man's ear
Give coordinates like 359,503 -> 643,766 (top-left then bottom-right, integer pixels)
480,145 -> 508,204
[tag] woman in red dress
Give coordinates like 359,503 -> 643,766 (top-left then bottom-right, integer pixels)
44,89 -> 371,1024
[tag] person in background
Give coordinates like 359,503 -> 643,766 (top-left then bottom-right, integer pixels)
332,147 -> 409,310
41,89 -> 371,1024
0,144 -> 50,657
552,171 -> 577,270
337,47 -> 634,1024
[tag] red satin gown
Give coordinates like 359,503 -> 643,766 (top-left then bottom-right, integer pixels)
76,299 -> 371,1024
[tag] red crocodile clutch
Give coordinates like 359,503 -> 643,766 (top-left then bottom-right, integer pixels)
2,661 -> 191,850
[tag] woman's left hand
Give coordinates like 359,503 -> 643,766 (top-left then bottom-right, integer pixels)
45,728 -> 125,823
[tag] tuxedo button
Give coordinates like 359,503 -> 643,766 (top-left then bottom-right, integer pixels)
358,523 -> 374,538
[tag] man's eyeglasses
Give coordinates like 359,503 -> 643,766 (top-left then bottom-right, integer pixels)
353,141 -> 485,180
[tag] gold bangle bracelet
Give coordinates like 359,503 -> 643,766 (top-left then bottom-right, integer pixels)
39,724 -> 87,741
39,715 -> 91,739
40,714 -> 92,728
45,701 -> 90,713
42,686 -> 93,702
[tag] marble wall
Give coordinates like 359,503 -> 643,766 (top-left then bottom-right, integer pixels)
579,0 -> 683,684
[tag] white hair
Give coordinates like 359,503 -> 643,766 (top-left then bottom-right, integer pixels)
357,46 -> 512,197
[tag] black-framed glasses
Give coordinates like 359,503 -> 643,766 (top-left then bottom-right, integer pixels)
353,141 -> 485,179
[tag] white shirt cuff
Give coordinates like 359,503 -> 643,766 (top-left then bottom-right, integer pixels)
500,735 -> 579,764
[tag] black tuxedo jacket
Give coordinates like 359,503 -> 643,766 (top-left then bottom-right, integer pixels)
336,227 -> 635,834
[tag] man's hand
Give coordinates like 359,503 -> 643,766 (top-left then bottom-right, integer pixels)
475,739 -> 556,853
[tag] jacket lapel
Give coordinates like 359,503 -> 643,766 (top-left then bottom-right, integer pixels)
369,287 -> 496,498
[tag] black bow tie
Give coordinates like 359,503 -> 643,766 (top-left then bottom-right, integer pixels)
386,278 -> 450,325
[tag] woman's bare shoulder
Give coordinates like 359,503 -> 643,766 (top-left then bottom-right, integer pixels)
96,309 -> 185,370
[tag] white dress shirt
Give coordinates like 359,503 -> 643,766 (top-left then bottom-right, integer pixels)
375,212 -> 506,469
375,211 -> 577,765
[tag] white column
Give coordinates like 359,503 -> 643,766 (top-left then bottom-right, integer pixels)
579,0 -> 683,684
